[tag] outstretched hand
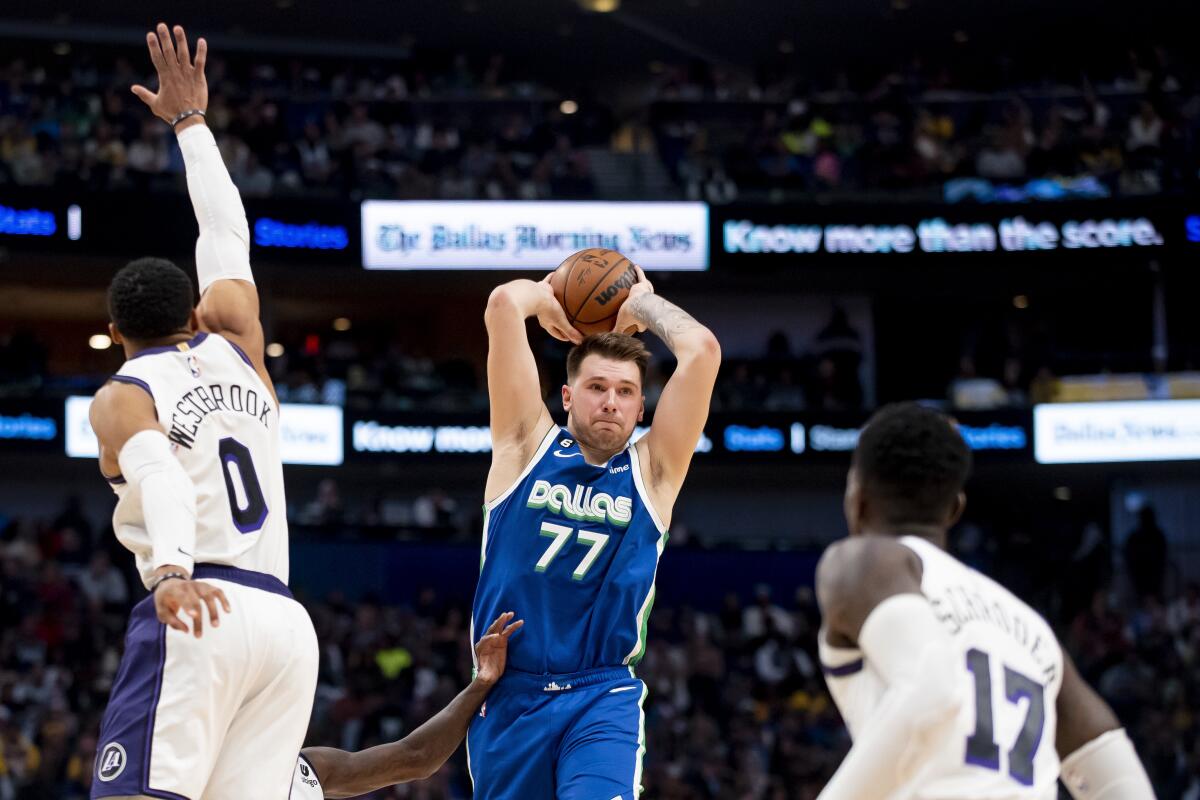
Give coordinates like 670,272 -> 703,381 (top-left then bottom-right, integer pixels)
131,23 -> 209,124
474,611 -> 524,686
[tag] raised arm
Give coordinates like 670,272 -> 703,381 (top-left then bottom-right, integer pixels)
814,537 -> 965,800
1056,651 -> 1156,799
301,613 -> 522,798
483,277 -> 579,502
133,24 -> 271,390
616,268 -> 720,516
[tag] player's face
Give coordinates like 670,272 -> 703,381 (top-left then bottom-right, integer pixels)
563,355 -> 645,453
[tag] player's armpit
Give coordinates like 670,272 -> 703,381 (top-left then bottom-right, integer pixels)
815,535 -> 924,647
483,281 -> 557,499
194,279 -> 269,376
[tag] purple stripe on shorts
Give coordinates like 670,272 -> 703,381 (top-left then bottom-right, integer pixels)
91,596 -> 176,798
822,658 -> 864,677
192,563 -> 292,599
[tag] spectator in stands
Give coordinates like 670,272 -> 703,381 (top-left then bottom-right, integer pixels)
75,552 -> 128,611
1125,505 -> 1169,600
301,478 -> 346,527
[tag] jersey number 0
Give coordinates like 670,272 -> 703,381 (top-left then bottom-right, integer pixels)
218,437 -> 269,534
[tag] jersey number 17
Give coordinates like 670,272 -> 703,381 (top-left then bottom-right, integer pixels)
964,648 -> 1046,787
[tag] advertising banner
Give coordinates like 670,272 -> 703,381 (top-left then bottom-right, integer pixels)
361,200 -> 709,270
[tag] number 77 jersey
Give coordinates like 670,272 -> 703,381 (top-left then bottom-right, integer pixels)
471,427 -> 669,676
819,536 -> 1065,800
105,332 -> 290,587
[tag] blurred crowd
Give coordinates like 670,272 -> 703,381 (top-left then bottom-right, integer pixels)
2,307 -> 870,413
0,44 -> 606,202
2,41 -> 1198,203
2,496 -> 1198,799
652,47 -> 1200,202
263,309 -> 868,415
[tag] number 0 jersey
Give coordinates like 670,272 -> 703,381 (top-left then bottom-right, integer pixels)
471,426 -> 669,675
819,536 -> 1065,799
104,332 -> 289,587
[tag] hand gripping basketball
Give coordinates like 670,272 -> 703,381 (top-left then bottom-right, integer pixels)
549,248 -> 642,336
536,274 -> 584,344
614,265 -> 653,335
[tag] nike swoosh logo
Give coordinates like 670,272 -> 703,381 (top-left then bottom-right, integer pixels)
178,547 -> 193,557
609,685 -> 639,694
553,450 -> 584,458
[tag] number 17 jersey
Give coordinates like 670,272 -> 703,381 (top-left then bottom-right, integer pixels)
105,332 -> 289,587
471,426 -> 669,676
819,536 -> 1065,799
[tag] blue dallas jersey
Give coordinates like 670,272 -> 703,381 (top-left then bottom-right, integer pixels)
472,426 -> 669,675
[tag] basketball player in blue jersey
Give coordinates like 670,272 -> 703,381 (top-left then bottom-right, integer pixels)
468,267 -> 721,799
815,403 -> 1155,800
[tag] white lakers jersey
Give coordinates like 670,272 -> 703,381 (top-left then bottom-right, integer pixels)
291,754 -> 323,799
819,536 -> 1064,800
106,332 -> 289,587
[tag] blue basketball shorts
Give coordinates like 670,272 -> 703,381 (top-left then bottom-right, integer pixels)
467,666 -> 648,800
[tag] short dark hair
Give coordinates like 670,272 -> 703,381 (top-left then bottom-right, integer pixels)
108,257 -> 194,341
852,402 -> 972,526
566,332 -> 650,384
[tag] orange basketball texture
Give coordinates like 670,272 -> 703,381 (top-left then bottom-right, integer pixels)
550,248 -> 640,336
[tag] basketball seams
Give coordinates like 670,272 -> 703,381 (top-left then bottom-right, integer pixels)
567,251 -> 627,322
559,250 -> 590,325
574,259 -> 635,323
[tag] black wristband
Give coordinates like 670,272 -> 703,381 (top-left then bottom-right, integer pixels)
169,108 -> 206,129
150,571 -> 189,592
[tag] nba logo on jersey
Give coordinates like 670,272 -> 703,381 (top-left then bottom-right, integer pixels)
97,742 -> 127,782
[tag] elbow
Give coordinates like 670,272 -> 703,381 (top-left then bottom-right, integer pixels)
908,645 -> 968,728
681,328 -> 721,367
699,329 -> 721,363
484,285 -> 518,325
407,745 -> 440,781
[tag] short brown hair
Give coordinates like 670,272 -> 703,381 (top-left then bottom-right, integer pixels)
566,332 -> 650,384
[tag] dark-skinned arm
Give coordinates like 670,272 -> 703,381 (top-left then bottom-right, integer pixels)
301,680 -> 490,797
301,612 -> 522,798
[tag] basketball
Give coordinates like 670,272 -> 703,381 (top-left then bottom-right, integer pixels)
550,248 -> 640,336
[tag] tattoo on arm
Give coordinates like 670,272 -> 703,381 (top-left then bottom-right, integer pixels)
626,294 -> 703,349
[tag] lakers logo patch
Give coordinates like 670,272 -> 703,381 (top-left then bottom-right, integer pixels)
97,742 -> 127,782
